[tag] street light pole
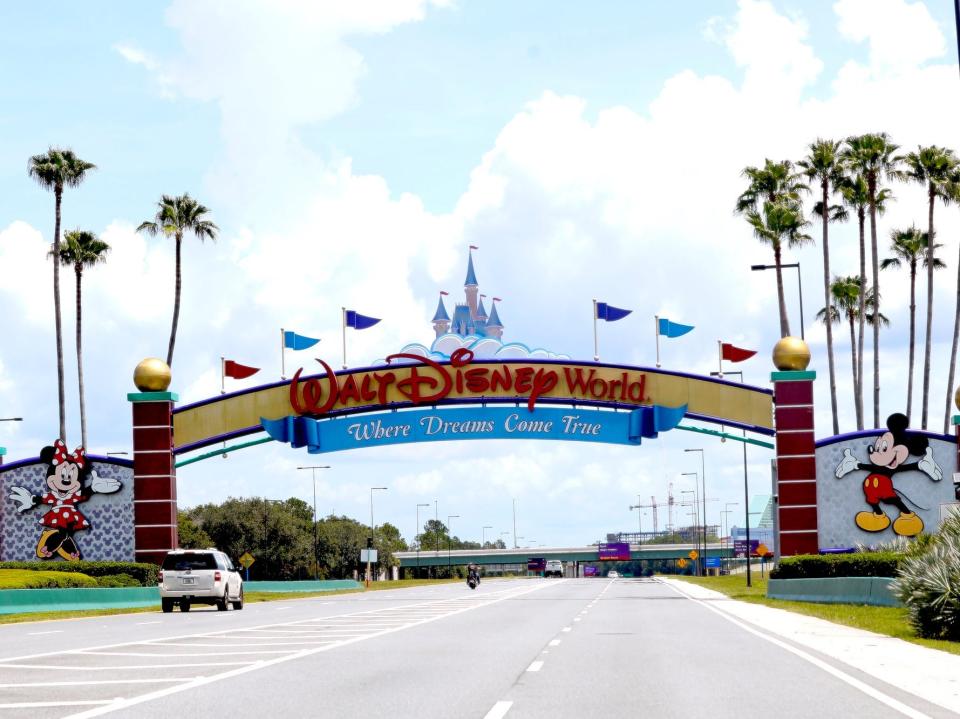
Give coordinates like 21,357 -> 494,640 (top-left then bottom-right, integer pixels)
482,525 -> 493,547
628,494 -> 643,545
447,514 -> 459,575
681,475 -> 699,575
512,498 -> 518,549
751,263 -> 804,339
416,503 -> 430,578
298,466 -> 331,581
685,449 -> 706,576
368,487 -> 387,587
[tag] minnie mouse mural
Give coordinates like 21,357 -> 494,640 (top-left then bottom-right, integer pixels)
835,413 -> 943,537
7,440 -> 121,560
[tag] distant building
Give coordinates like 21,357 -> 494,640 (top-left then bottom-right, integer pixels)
432,250 -> 503,340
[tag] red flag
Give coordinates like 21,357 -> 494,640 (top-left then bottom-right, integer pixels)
439,290 -> 449,296
492,297 -> 502,302
469,245 -> 479,250
224,360 -> 260,379
721,343 -> 756,363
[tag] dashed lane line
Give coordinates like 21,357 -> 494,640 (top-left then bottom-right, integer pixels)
0,680 -> 189,688
483,700 -> 513,719
64,581 -> 563,719
548,639 -> 561,647
526,661 -> 544,672
0,701 -> 114,710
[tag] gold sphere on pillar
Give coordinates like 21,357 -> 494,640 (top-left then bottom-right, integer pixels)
772,336 -> 811,371
954,386 -> 960,412
133,358 -> 172,392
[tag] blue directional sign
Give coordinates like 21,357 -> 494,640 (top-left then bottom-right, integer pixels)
705,557 -> 721,568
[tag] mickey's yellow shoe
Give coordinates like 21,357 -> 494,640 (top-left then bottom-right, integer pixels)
893,512 -> 924,537
855,511 -> 890,532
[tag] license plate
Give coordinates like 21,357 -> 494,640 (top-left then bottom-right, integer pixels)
180,576 -> 196,585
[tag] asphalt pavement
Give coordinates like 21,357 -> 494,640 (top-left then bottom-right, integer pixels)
0,577 -> 955,718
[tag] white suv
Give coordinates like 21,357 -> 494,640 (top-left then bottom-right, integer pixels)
159,549 -> 244,613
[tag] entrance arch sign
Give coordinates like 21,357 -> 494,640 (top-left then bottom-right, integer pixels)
171,355 -> 775,454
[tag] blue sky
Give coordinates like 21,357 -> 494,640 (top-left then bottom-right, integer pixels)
2,1 -> 960,548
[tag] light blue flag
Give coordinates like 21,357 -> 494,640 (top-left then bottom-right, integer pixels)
658,317 -> 694,338
284,330 -> 320,350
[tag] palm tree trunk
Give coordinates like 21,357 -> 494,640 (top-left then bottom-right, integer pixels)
922,186 -> 935,429
907,261 -> 916,421
75,265 -> 87,449
868,177 -> 880,428
167,233 -> 182,368
849,312 -> 858,407
943,240 -> 960,434
822,179 -> 839,434
856,209 -> 866,430
53,186 -> 66,443
773,244 -> 791,337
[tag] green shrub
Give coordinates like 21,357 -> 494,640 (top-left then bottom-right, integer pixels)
0,561 -> 158,586
892,515 -> 960,640
770,552 -> 902,579
95,573 -> 141,588
0,569 -> 98,589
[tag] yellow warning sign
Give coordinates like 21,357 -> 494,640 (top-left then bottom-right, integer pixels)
239,552 -> 256,569
688,550 -> 698,561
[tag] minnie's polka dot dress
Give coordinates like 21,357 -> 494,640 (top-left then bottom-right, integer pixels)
39,491 -> 90,531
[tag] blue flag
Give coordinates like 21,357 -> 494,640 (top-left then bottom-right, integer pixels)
284,330 -> 320,350
345,310 -> 381,330
596,302 -> 632,322
658,317 -> 694,338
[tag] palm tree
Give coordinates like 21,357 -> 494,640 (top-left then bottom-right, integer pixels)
736,160 -> 807,336
898,146 -> 958,429
839,174 -> 891,429
800,139 -> 846,435
56,230 -> 110,449
881,227 -> 944,421
27,148 -> 96,442
745,200 -> 812,336
942,174 -> 960,432
816,277 -> 886,422
137,194 -> 218,367
841,134 -> 901,428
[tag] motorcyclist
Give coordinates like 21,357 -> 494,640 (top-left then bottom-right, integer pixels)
467,563 -> 481,585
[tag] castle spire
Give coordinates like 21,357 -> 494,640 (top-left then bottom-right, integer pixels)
464,246 -> 479,320
465,248 -> 479,287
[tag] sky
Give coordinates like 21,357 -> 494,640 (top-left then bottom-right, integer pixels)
2,0 -> 960,549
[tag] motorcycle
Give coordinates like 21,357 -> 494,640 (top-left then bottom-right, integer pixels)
467,572 -> 479,589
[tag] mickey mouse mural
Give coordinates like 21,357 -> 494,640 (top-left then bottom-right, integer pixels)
6,441 -> 121,560
835,413 -> 943,536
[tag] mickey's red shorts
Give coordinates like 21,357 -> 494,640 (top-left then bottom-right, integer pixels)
863,473 -> 896,504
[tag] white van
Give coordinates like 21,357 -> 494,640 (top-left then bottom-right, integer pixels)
544,559 -> 564,577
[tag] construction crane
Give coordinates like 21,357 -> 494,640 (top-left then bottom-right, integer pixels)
667,482 -> 675,533
628,495 -> 659,539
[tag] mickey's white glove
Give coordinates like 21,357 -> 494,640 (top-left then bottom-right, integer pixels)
835,448 -> 859,478
90,471 -> 121,494
918,447 -> 942,481
8,486 -> 35,512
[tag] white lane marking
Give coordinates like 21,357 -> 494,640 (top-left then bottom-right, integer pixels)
66,581 -> 562,719
573,618 -> 581,622
663,581 -> 932,719
0,679 -> 189,688
0,700 -> 113,708
483,700 -> 513,719
80,650 -> 297,657
0,583 -> 539,665
549,639 -> 561,647
27,630 -> 64,635
527,660 -> 544,672
561,627 -> 571,632
150,641 -> 334,648
135,621 -> 161,626
0,662 -> 251,670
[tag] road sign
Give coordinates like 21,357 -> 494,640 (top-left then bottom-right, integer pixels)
678,558 -> 688,568
239,552 -> 255,569
360,549 -> 378,563
688,550 -> 698,561
705,557 -> 721,569
756,543 -> 770,557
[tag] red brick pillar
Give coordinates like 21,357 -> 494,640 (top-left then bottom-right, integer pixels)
128,391 -> 179,564
772,370 -> 818,555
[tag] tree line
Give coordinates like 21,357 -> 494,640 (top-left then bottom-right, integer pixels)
177,498 -> 505,580
738,136 -> 960,433
27,147 -> 216,446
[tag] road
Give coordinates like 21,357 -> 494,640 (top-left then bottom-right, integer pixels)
0,578 -> 954,718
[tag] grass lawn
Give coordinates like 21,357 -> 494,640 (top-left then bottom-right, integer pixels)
0,576 -> 474,625
674,574 -> 960,657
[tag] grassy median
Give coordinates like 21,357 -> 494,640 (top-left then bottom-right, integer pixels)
0,576 -> 477,625
673,574 -> 960,657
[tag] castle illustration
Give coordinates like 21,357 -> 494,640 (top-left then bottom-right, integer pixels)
431,250 -> 504,340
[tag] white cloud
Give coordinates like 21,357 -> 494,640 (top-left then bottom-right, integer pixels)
113,43 -> 159,71
834,0 -> 945,73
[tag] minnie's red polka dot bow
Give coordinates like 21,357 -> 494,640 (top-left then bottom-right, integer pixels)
52,439 -> 85,468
